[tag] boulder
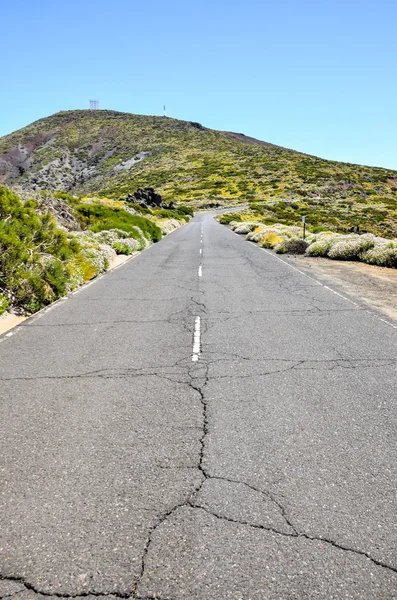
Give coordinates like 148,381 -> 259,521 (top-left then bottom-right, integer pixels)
125,187 -> 163,207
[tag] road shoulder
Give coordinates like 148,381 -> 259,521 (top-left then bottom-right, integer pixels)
288,255 -> 397,322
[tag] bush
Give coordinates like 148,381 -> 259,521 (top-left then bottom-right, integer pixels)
75,203 -> 162,243
218,213 -> 242,225
306,234 -> 341,257
69,233 -> 117,271
219,210 -> 397,268
0,294 -> 9,315
93,229 -> 141,254
246,227 -> 267,242
64,261 -> 85,290
54,191 -> 79,205
258,231 -> 284,248
361,243 -> 397,268
327,234 -> 376,260
274,238 -> 309,254
233,222 -> 258,234
175,204 -> 194,217
0,186 -> 76,311
128,203 -> 152,215
157,219 -> 182,235
154,208 -> 189,222
78,245 -> 112,275
112,239 -> 140,254
0,188 -> 167,314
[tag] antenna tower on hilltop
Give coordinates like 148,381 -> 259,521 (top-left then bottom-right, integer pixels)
89,100 -> 100,110
163,105 -> 167,117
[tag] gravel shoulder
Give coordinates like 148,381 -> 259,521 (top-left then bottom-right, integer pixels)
289,255 -> 397,321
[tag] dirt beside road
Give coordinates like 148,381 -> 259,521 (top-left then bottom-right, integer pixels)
290,256 -> 397,321
0,313 -> 26,336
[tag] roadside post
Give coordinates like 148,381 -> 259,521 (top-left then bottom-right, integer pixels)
302,215 -> 306,239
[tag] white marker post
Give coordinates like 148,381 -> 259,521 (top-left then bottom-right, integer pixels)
302,215 -> 306,239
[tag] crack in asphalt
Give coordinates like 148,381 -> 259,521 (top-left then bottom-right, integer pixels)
215,248 -> 349,318
0,576 -> 131,599
0,372 -> 189,384
1,355 -> 395,384
204,358 -> 397,381
134,353 -> 397,595
133,338 -> 397,592
2,228 -> 396,599
207,306 -> 363,320
184,505 -> 397,576
130,345 -> 211,598
22,319 -> 180,328
192,475 -> 297,532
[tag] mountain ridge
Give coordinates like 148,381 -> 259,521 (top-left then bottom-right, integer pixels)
0,110 -> 396,235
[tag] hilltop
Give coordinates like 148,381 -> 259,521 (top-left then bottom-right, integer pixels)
1,109 -> 397,235
0,110 -> 281,199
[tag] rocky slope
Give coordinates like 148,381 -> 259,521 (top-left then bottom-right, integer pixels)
1,109 -> 396,235
0,110 -> 395,202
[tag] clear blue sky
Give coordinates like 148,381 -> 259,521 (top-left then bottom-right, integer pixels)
1,0 -> 396,169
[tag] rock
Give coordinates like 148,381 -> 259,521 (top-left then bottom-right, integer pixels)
125,187 -> 163,207
163,201 -> 176,210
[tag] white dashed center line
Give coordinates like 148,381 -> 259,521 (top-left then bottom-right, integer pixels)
192,226 -> 204,361
192,316 -> 201,362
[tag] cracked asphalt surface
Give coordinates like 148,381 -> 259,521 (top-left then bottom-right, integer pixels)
1,213 -> 397,599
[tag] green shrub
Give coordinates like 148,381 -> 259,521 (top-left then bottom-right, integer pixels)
0,187 -> 166,313
0,294 -> 9,315
218,213 -> 242,225
153,208 -> 189,221
75,203 -> 162,242
128,203 -> 153,215
0,186 -> 75,311
54,191 -> 79,205
175,204 -> 194,217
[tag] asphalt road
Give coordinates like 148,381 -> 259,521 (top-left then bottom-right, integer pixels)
1,214 -> 397,600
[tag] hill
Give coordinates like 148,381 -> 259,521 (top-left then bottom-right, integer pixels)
1,109 -> 397,235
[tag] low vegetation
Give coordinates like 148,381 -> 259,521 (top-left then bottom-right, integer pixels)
226,219 -> 397,268
220,198 -> 397,238
1,109 -> 396,315
0,186 -> 187,316
0,186 -> 82,314
0,111 -> 396,229
75,203 -> 162,243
